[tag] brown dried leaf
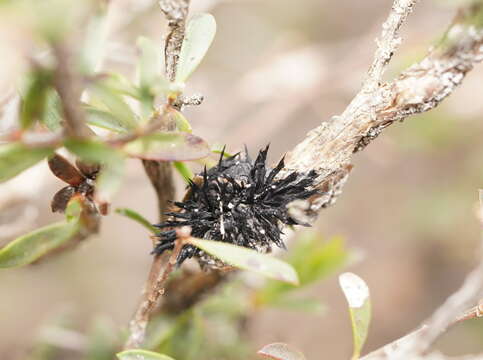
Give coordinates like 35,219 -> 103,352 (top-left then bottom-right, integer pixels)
48,153 -> 84,186
51,186 -> 76,213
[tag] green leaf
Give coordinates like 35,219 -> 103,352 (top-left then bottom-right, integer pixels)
0,143 -> 53,183
65,196 -> 83,219
102,73 -> 142,99
255,232 -> 347,306
89,85 -> 139,130
175,13 -> 216,83
123,132 -> 210,161
293,234 -> 348,286
64,139 -> 126,203
268,296 -> 325,314
137,37 -> 163,90
81,4 -> 109,75
0,199 -> 81,268
64,138 -> 123,164
115,208 -> 157,233
20,68 -> 53,130
188,238 -> 299,285
117,349 -> 175,360
85,317 -> 119,360
136,36 -> 168,118
85,106 -> 130,133
211,144 -> 233,157
258,343 -> 306,360
41,90 -> 63,131
173,161 -> 194,182
339,272 -> 371,360
96,156 -> 125,205
170,110 -> 192,133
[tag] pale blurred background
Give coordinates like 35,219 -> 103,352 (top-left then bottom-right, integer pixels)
1,0 -> 483,359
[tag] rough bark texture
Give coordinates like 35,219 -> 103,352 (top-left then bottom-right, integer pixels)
284,2 -> 483,218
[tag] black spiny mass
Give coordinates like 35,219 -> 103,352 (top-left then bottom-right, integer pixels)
153,146 -> 319,267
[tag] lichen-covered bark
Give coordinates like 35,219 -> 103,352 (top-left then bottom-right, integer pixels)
285,2 -> 483,215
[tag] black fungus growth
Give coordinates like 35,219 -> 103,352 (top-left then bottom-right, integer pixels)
153,146 -> 319,266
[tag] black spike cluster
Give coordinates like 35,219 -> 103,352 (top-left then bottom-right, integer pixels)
153,146 -> 319,266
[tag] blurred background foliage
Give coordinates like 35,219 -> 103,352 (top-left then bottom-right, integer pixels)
0,0 -> 482,359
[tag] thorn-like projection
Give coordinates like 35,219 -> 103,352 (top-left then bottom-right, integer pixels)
153,146 -> 320,267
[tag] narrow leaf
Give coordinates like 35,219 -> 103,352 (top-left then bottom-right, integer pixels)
188,238 -> 299,285
0,143 -> 53,183
137,37 -> 162,90
0,217 -> 80,268
175,13 -> 216,83
81,4 -> 109,75
268,296 -> 325,314
95,155 -> 125,206
169,110 -> 192,133
258,343 -> 306,360
211,144 -> 233,157
85,106 -> 130,133
117,349 -> 175,360
339,272 -> 371,360
137,36 -> 167,118
20,68 -> 53,130
115,208 -> 157,233
173,161 -> 194,182
64,138 -> 123,164
89,85 -> 139,130
103,73 -> 142,99
123,132 -> 210,161
41,90 -> 63,131
255,233 -> 347,306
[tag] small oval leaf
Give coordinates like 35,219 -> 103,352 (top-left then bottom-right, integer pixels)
188,238 -> 299,285
339,272 -> 371,360
258,343 -> 306,360
0,143 -> 53,183
175,13 -> 216,83
117,349 -> 175,360
123,132 -> 210,161
0,220 -> 80,268
89,84 -> 139,130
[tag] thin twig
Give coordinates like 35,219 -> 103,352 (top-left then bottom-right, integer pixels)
51,42 -> 93,138
159,0 -> 190,82
284,1 -> 483,217
124,0 -> 191,349
361,299 -> 483,360
124,227 -> 191,349
364,0 -> 417,90
362,191 -> 483,360
107,105 -> 172,146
